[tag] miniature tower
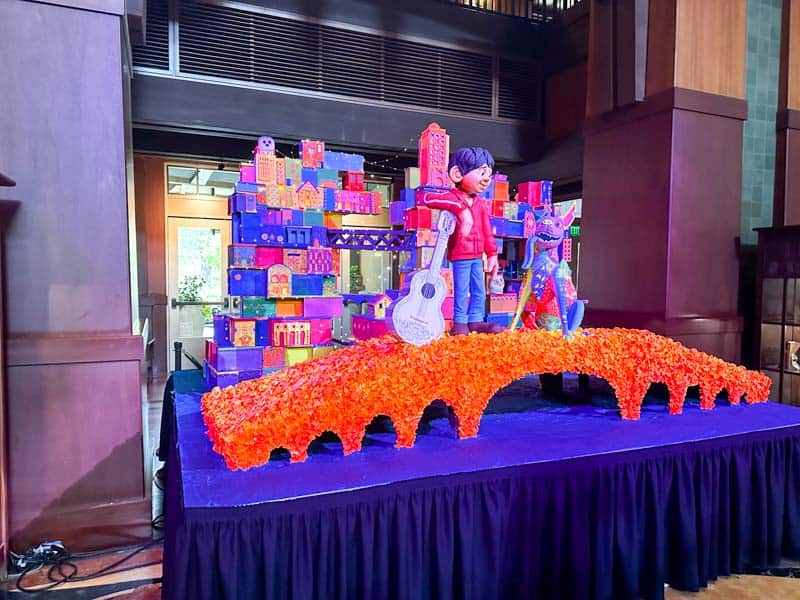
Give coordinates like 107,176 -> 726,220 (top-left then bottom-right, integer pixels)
418,122 -> 450,188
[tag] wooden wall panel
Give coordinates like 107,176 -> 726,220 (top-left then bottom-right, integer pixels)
7,360 -> 144,552
134,155 -> 166,297
0,1 -> 133,335
546,62 -> 587,142
586,0 -> 615,117
674,0 -> 747,99
779,0 -> 800,110
645,0 -> 676,96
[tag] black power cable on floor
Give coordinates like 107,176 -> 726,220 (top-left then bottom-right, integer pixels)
12,538 -> 164,594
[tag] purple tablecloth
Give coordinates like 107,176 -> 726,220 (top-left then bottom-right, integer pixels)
164,370 -> 800,599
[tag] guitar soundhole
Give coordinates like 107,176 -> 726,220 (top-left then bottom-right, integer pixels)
421,283 -> 436,299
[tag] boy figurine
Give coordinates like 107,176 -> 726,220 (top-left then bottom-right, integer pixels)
423,147 -> 503,335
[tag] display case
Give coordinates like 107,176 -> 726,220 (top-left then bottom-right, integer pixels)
755,226 -> 800,405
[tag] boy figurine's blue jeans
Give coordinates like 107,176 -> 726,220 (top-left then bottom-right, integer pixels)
452,258 -> 486,324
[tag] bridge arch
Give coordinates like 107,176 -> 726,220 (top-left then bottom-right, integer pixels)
202,329 -> 771,470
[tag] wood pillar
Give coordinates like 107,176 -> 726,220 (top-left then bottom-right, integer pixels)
774,0 -> 800,225
581,0 -> 747,362
0,0 -> 147,553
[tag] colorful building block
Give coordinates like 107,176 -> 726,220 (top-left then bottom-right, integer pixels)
255,184 -> 280,208
275,298 -> 303,317
401,188 -> 416,209
506,220 -> 524,237
267,264 -> 292,298
562,238 -> 573,262
303,209 -> 324,227
235,182 -> 264,194
323,275 -> 337,296
404,167 -> 420,189
301,139 -> 325,168
365,294 -> 392,319
312,345 -> 335,360
255,318 -> 271,346
390,201 -> 405,226
307,246 -> 334,274
284,159 -> 302,185
344,171 -> 365,191
229,193 -> 257,214
283,248 -> 308,273
303,296 -> 343,318
254,246 -> 283,268
276,158 -> 286,186
285,226 -> 313,248
301,167 -> 321,186
351,314 -> 390,340
278,185 -> 298,210
229,318 -> 257,347
241,297 -> 276,317
493,174 -> 509,201
212,345 -> 263,371
207,365 -> 238,388
261,208 -> 281,225
258,225 -> 286,246
486,312 -> 513,328
240,164 -> 256,183
296,181 -> 323,210
492,199 -> 506,218
324,213 -> 342,228
291,273 -> 324,296
228,269 -> 266,296
285,346 -> 313,366
323,151 -> 365,172
256,152 -> 277,184
311,226 -> 328,247
263,346 -> 286,368
228,244 -> 256,268
419,122 -> 450,188
404,207 -> 433,230
442,296 -> 454,319
213,314 -> 232,347
503,202 -> 519,221
317,168 -> 338,186
490,293 -> 518,314
415,228 -> 437,247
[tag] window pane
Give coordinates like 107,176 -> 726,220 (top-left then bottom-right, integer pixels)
177,226 -> 223,305
168,166 -> 199,195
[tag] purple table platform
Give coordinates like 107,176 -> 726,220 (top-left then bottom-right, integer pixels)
164,370 -> 800,600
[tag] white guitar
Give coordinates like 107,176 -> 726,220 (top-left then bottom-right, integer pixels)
388,211 -> 456,346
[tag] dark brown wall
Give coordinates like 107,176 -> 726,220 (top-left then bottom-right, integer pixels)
135,155 -> 168,378
580,110 -> 672,312
0,0 -> 145,552
546,63 -> 587,142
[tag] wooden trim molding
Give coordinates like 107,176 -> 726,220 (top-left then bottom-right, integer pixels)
776,108 -> 800,130
7,332 -> 143,367
585,86 -> 747,134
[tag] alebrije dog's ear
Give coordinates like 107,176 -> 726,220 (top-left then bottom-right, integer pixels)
559,202 -> 577,228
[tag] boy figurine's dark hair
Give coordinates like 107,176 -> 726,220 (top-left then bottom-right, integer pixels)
448,147 -> 495,176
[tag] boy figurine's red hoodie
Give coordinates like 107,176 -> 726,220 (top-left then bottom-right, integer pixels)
422,188 -> 497,262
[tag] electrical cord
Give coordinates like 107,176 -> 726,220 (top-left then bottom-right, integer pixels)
12,538 -> 164,594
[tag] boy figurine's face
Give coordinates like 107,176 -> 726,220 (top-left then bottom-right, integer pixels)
451,163 -> 493,195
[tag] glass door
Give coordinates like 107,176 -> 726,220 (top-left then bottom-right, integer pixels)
167,217 -> 230,371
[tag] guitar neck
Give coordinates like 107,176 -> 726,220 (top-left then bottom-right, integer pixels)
426,229 -> 450,281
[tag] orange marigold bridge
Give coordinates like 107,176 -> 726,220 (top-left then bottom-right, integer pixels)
201,328 -> 771,470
